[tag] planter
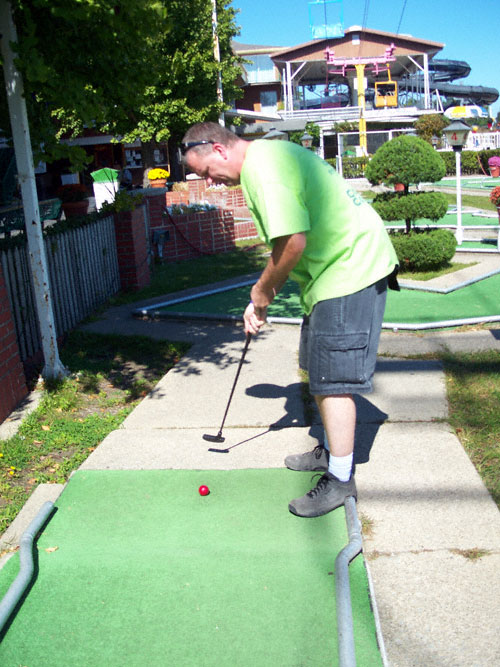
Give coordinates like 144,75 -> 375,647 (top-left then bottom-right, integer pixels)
149,179 -> 167,189
62,200 -> 89,218
394,183 -> 405,192
490,166 -> 500,178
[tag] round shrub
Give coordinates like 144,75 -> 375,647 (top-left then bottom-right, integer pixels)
365,134 -> 446,188
390,228 -> 457,272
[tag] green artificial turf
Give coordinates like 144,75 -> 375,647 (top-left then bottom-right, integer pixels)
384,212 -> 499,228
0,470 -> 381,667
433,177 -> 500,190
157,272 -> 500,326
384,272 -> 500,323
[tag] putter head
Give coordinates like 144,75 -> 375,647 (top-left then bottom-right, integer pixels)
203,433 -> 225,444
208,447 -> 230,454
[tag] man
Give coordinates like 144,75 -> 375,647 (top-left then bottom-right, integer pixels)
182,122 -> 398,518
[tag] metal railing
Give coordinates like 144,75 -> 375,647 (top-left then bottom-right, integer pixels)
279,106 -> 361,123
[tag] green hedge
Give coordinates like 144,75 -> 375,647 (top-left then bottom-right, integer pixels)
440,148 -> 500,176
327,148 -> 500,179
390,228 -> 457,271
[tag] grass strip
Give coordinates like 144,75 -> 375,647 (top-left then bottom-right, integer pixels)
109,240 -> 269,306
443,350 -> 500,506
398,261 -> 475,281
0,331 -> 190,536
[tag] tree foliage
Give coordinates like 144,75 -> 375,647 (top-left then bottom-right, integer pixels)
1,0 -> 242,173
365,135 -> 446,189
390,228 -> 456,271
366,135 -> 448,233
372,191 -> 448,224
1,0 -> 168,169
414,114 -> 449,145
123,0 -> 242,182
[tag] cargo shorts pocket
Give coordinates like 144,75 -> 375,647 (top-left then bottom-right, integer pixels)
311,332 -> 369,385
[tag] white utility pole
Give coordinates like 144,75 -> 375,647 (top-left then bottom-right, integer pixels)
0,0 -> 67,379
211,0 -> 224,126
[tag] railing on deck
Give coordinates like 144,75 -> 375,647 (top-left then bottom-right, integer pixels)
279,106 -> 361,122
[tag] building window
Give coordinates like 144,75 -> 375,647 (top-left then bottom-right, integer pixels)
245,55 -> 278,84
260,90 -> 278,113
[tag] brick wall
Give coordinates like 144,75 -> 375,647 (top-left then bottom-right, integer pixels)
0,264 -> 28,424
142,186 -> 256,262
161,209 -> 236,261
113,204 -> 151,290
186,180 -> 249,212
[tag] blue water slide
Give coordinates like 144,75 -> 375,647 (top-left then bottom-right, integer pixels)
404,59 -> 499,107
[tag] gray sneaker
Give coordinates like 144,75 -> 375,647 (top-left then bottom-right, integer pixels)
284,445 -> 329,472
288,472 -> 357,518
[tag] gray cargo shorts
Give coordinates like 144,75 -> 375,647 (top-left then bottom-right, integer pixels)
299,277 -> 387,396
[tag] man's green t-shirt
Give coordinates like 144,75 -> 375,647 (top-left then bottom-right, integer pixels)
240,140 -> 398,315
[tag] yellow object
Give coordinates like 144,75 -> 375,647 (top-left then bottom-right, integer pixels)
355,64 -> 367,154
148,168 -> 169,180
375,67 -> 398,108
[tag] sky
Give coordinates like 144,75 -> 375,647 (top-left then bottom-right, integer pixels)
232,0 -> 500,119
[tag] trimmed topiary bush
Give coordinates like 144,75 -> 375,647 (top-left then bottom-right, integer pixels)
366,135 -> 448,232
371,191 -> 448,224
389,228 -> 457,272
365,134 -> 446,191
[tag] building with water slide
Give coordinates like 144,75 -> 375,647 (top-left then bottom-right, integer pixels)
231,25 -> 499,158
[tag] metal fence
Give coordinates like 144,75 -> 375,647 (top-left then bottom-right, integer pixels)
1,215 -> 119,362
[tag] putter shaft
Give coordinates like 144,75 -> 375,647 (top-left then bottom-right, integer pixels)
205,332 -> 251,448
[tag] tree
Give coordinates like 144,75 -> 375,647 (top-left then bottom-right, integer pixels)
1,0 -> 168,170
414,113 -> 449,145
1,0 -> 242,180
121,0 -> 242,184
365,135 -> 448,233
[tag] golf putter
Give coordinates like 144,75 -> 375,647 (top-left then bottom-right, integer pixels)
204,332 -> 252,452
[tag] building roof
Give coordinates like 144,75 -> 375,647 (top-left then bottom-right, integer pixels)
256,26 -> 445,88
270,26 -> 444,60
231,40 -> 289,55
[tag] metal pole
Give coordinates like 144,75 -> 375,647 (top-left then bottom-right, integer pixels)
455,149 -> 463,245
335,496 -> 363,667
0,0 -> 67,379
286,62 -> 293,113
211,0 -> 224,126
354,64 -> 367,155
0,501 -> 55,633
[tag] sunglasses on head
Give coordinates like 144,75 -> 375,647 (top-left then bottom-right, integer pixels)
178,140 -> 215,158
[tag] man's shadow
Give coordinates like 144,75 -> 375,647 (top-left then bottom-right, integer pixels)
304,394 -> 388,466
243,383 -> 388,464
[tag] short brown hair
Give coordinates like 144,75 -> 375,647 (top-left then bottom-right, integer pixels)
182,122 -> 238,150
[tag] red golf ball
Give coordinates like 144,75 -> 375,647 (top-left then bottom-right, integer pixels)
199,485 -> 210,496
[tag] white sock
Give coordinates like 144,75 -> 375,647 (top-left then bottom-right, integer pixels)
328,453 -> 353,482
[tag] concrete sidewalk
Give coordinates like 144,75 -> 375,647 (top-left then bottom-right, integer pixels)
74,300 -> 500,666
2,289 -> 500,665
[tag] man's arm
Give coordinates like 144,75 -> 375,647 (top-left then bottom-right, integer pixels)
244,232 -> 306,334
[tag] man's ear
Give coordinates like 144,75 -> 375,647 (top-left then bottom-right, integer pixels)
212,142 -> 228,159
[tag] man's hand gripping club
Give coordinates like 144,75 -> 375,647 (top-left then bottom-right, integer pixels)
243,232 -> 306,335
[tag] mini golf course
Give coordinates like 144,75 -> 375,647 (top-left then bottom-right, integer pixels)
0,470 -> 382,666
147,270 -> 500,329
134,207 -> 499,330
